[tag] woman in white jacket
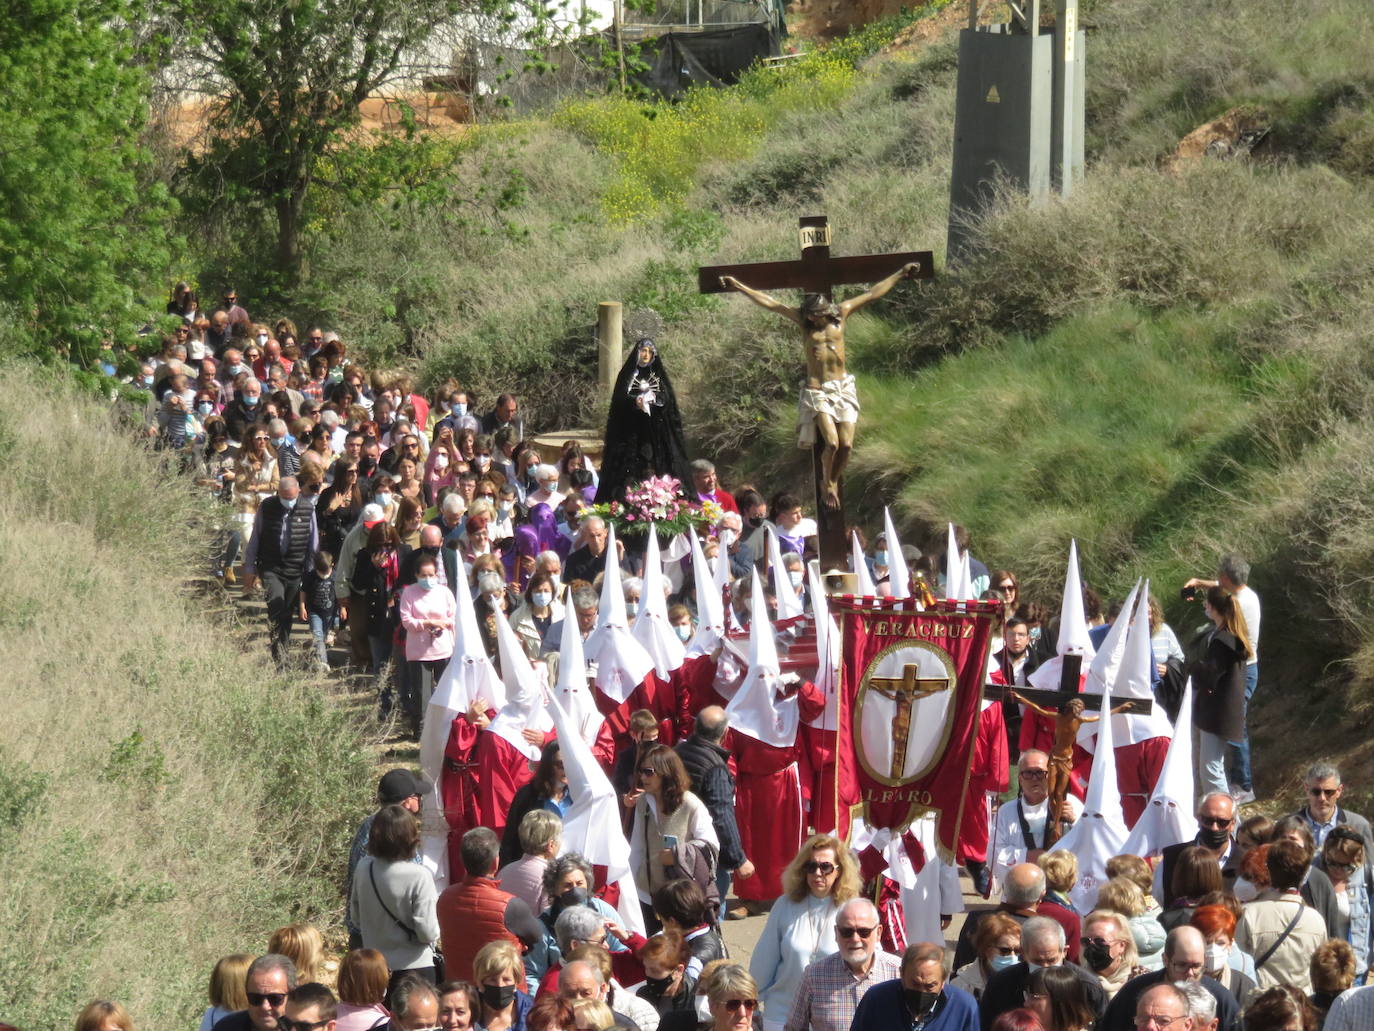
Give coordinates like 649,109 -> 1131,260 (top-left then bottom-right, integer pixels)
628,744 -> 719,926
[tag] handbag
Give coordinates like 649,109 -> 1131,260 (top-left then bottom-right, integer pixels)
368,860 -> 420,943
1253,899 -> 1306,971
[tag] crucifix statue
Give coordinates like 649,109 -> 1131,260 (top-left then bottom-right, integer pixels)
699,216 -> 933,571
868,663 -> 950,780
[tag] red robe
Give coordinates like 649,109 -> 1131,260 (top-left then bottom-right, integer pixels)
958,701 -> 1010,864
674,654 -> 722,739
595,671 -> 674,761
472,729 -> 536,843
799,724 -> 860,840
730,680 -> 825,902
1114,736 -> 1170,828
441,713 -> 484,883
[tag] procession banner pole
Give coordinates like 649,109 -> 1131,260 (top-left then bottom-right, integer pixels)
944,605 -> 993,865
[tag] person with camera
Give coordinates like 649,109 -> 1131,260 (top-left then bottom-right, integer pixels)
1186,586 -> 1252,799
1184,554 -> 1261,803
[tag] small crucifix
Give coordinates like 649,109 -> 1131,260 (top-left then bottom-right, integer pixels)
868,663 -> 950,780
700,215 -> 934,572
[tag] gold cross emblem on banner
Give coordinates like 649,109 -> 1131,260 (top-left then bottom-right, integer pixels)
868,664 -> 951,780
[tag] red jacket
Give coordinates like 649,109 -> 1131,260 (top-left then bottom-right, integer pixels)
437,876 -> 519,982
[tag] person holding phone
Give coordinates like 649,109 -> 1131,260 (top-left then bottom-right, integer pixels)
628,745 -> 719,929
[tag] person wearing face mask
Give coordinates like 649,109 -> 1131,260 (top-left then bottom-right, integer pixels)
978,917 -> 1106,1031
638,932 -> 698,1019
1152,793 -> 1242,907
397,553 -> 456,741
437,830 -> 545,987
1097,926 -> 1238,1031
223,377 -> 266,442
510,571 -> 563,661
782,899 -> 899,1031
1189,905 -> 1257,1004
1077,912 -> 1141,1001
850,942 -> 978,1031
952,913 -> 1022,1001
242,476 -> 316,665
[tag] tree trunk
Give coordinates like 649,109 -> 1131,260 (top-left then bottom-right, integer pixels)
274,188 -> 307,286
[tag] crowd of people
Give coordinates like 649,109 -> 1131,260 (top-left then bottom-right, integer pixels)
48,285 -> 1374,1031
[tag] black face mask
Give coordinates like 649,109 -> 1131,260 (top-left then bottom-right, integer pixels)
747,516 -> 763,529
480,984 -> 516,1010
643,973 -> 676,994
1082,941 -> 1115,973
903,989 -> 938,1015
558,886 -> 589,909
1197,826 -> 1231,850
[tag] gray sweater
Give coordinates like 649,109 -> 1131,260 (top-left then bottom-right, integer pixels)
348,855 -> 440,973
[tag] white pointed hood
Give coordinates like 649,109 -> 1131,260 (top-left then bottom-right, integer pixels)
632,525 -> 686,678
1076,579 -> 1142,752
1122,681 -> 1198,858
1053,679 -> 1128,912
884,507 -> 911,599
1111,579 -> 1174,745
851,531 -> 877,596
686,529 -> 725,657
958,550 -> 974,603
583,524 -> 655,703
545,688 -> 646,937
1027,540 -> 1097,693
804,561 -> 841,732
944,523 -> 960,601
724,571 -> 800,748
488,604 -> 554,760
766,524 -> 804,620
554,591 -> 605,747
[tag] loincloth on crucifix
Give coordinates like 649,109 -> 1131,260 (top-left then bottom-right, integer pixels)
796,374 -> 859,447
868,662 -> 951,781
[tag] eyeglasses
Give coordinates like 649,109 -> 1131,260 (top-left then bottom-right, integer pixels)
838,925 -> 876,938
1020,769 -> 1048,780
278,1019 -> 329,1031
994,945 -> 1021,956
1198,816 -> 1233,829
1082,937 -> 1117,949
254,436 -> 270,442
803,860 -> 836,875
725,999 -> 758,1012
1134,1016 -> 1186,1028
1328,860 -> 1357,874
638,767 -> 657,777
247,992 -> 288,1007
1310,786 -> 1340,798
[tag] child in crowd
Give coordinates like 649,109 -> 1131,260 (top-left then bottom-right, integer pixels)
300,551 -> 339,669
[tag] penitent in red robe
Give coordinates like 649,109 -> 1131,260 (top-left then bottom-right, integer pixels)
471,728 -> 536,844
730,679 -> 825,902
441,714 -> 484,883
1114,736 -> 1170,828
799,724 -> 860,841
958,699 -> 1010,865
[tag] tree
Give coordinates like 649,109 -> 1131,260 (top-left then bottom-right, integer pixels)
0,0 -> 175,362
173,0 -> 468,284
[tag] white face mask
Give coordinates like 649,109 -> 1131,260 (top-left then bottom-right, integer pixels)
1233,877 -> 1259,902
434,453 -> 449,470
549,574 -> 562,593
719,528 -> 737,549
532,591 -> 553,608
256,333 -> 269,346
625,601 -> 639,618
694,997 -> 712,1023
1205,943 -> 1229,973
788,570 -> 804,588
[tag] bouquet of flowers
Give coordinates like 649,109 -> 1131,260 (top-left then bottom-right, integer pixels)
589,475 -> 719,540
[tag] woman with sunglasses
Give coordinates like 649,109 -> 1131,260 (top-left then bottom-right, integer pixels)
1313,827 -> 1371,974
952,912 -> 1021,1001
748,835 -> 860,1031
695,964 -> 761,1031
628,744 -> 719,929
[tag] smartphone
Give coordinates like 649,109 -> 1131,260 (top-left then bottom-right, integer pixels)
662,834 -> 679,849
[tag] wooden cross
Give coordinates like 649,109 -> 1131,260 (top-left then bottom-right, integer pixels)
698,215 -> 934,571
868,663 -> 951,780
991,653 -> 1155,715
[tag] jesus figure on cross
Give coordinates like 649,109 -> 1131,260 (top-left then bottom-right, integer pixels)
720,262 -> 922,509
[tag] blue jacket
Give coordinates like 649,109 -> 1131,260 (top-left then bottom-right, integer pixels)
851,981 -> 979,1031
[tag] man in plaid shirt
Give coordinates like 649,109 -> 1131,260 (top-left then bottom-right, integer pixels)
784,899 -> 901,1031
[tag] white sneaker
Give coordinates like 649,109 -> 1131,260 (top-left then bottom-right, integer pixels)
1233,787 -> 1256,805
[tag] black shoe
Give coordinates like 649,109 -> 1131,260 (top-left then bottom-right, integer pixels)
965,859 -> 991,897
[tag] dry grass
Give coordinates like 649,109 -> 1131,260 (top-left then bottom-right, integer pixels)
0,367 -> 375,1029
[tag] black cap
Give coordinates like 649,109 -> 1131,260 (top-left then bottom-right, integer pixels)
377,768 -> 433,804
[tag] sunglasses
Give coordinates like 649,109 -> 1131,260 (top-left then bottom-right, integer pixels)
725,999 -> 758,1012
997,583 -> 1017,592
803,860 -> 836,875
1020,769 -> 1048,780
247,992 -> 288,1007
638,767 -> 657,777
1310,787 -> 1340,798
278,1019 -> 329,1031
838,925 -> 875,938
995,945 -> 1022,956
1082,936 -> 1117,949
1198,816 -> 1233,829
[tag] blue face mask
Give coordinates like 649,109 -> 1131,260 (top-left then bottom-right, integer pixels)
874,550 -> 888,566
280,496 -> 297,509
242,394 -> 259,406
989,953 -> 1019,972
418,576 -> 438,590
142,374 -> 154,386
197,402 -> 213,416
375,492 -> 392,508
452,403 -> 467,417
532,591 -> 553,608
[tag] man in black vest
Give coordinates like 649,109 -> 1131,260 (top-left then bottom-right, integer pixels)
676,705 -> 753,920
1152,792 -> 1241,905
244,476 -> 318,664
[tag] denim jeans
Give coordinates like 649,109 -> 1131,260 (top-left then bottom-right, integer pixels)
1199,730 -> 1229,797
308,612 -> 330,664
1226,663 -> 1259,790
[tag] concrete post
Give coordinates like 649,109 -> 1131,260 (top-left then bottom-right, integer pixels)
597,302 -> 622,399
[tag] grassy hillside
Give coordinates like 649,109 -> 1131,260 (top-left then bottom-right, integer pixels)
360,0 -> 1374,798
0,367 -> 375,1029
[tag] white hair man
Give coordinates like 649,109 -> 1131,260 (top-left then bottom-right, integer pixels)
991,749 -> 1084,888
980,915 -> 1107,1028
784,899 -> 900,1031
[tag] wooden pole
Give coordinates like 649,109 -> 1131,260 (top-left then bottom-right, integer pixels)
614,1 -> 627,93
597,301 -> 622,400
